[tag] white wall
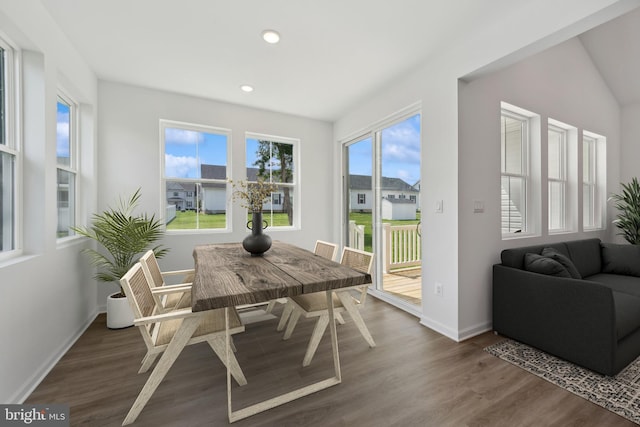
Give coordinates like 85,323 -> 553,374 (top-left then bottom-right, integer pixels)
458,37 -> 620,340
333,0 -> 635,341
97,81 -> 333,304
0,1 -> 98,403
621,103 -> 640,182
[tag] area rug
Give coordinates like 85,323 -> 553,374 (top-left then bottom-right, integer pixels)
485,339 -> 640,424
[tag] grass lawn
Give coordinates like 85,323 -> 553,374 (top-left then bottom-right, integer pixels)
167,211 -> 291,230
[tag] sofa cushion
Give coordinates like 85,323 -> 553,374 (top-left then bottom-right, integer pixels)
565,238 -> 602,278
523,253 -> 571,277
501,242 -> 570,270
601,243 -> 640,277
542,247 -> 581,279
587,273 -> 640,298
613,291 -> 640,340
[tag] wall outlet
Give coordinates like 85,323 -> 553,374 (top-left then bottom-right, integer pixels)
434,282 -> 443,297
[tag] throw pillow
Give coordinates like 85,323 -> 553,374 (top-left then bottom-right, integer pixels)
601,243 -> 640,277
541,247 -> 582,279
523,253 -> 572,278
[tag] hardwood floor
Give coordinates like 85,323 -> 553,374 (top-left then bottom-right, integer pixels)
26,299 -> 634,426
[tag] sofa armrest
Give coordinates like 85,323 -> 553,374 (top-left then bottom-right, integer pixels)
493,264 -> 617,375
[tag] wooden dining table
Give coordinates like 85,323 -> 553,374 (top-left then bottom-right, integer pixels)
191,241 -> 372,423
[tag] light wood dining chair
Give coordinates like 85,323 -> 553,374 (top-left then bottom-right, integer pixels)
273,240 -> 340,325
313,240 -> 339,262
120,262 -> 246,425
280,247 -> 376,367
139,250 -> 193,312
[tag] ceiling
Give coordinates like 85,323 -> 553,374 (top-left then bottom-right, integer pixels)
41,1 -> 640,122
579,6 -> 640,107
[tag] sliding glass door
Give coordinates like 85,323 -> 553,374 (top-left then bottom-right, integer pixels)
343,112 -> 421,308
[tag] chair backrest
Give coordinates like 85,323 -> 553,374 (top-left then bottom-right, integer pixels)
314,240 -> 338,261
139,250 -> 164,288
340,247 -> 374,305
120,262 -> 157,341
340,247 -> 374,274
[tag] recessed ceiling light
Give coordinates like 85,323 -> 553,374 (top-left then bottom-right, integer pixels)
240,84 -> 254,93
262,30 -> 280,44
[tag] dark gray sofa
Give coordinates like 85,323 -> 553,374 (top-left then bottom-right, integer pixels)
493,238 -> 640,376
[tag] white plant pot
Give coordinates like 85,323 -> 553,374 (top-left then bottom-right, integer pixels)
107,292 -> 134,329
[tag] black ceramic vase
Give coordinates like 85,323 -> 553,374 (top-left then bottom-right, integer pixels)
242,211 -> 272,256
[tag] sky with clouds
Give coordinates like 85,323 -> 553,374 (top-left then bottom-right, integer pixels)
349,113 -> 421,185
162,113 -> 420,185
56,101 -> 70,166
164,128 -> 227,178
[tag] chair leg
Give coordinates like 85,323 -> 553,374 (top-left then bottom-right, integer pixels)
283,309 -> 301,340
302,314 -> 330,367
335,313 -> 345,325
336,292 -> 375,347
276,302 -> 294,331
138,352 -> 159,374
122,316 -> 201,426
265,300 -> 277,313
208,336 -> 247,386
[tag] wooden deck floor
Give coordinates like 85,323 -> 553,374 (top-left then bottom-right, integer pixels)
383,267 -> 422,305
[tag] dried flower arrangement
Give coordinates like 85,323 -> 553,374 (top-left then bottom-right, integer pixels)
230,178 -> 279,212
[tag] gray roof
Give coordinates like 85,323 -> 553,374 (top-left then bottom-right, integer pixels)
348,174 -> 416,192
384,197 -> 416,204
188,166 -> 415,192
166,181 -> 195,192
200,165 -> 260,181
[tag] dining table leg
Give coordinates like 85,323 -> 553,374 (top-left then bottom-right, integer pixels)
226,291 -> 342,423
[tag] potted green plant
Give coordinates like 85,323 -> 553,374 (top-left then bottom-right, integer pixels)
610,177 -> 640,245
72,188 -> 168,328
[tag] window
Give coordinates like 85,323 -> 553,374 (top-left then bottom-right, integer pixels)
357,193 -> 366,204
583,132 -> 606,230
0,38 -> 17,254
272,193 -> 282,205
501,109 -> 529,235
56,94 -> 77,238
162,120 -> 230,230
548,124 -> 567,232
246,134 -> 298,227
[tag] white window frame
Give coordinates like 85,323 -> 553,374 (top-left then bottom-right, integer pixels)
0,35 -> 20,259
501,108 -> 529,237
161,119 -> 232,233
582,131 -> 606,230
245,132 -> 300,230
547,123 -> 567,232
56,91 -> 78,240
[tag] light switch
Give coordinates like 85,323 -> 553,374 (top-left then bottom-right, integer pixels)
473,200 -> 484,213
435,200 -> 443,213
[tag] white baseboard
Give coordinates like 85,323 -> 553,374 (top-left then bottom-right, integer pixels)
12,309 -> 99,404
419,316 -> 492,342
419,315 -> 460,342
457,321 -> 492,341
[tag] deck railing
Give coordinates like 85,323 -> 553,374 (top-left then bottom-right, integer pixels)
348,220 -> 422,272
348,220 -> 365,251
382,223 -> 421,272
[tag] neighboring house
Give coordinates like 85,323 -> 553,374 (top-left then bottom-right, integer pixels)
168,165 -> 286,214
166,181 -> 197,211
169,168 -> 419,218
349,174 -> 419,214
